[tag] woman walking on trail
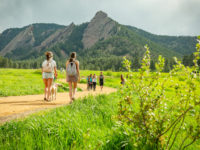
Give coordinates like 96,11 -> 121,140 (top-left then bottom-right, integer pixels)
86,75 -> 90,90
89,74 -> 93,90
93,74 -> 97,91
99,72 -> 104,91
121,74 -> 125,85
42,51 -> 57,101
66,52 -> 80,102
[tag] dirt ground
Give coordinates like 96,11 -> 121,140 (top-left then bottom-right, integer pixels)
0,83 -> 116,124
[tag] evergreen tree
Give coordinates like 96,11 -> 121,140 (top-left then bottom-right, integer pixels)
150,60 -> 156,71
163,58 -> 170,72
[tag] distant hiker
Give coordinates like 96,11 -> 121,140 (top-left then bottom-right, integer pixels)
99,72 -> 104,91
93,74 -> 97,91
86,75 -> 90,90
66,52 -> 80,102
121,74 -> 125,85
60,67 -> 64,73
42,51 -> 57,101
89,74 -> 93,90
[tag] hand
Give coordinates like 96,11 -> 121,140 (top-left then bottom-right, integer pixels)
78,76 -> 81,82
54,73 -> 58,78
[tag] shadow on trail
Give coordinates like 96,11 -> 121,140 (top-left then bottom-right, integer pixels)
0,100 -> 42,104
15,102 -> 58,106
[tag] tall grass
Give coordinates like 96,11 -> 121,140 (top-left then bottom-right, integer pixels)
0,69 -> 120,96
0,93 -> 127,150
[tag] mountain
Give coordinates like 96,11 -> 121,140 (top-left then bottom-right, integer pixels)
82,11 -> 117,49
0,23 -> 65,59
127,26 -> 197,55
0,11 -> 197,70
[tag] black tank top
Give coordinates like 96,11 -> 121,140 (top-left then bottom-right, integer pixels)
100,75 -> 104,82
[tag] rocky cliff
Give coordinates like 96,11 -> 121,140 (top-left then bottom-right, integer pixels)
38,23 -> 75,50
82,11 -> 117,49
0,26 -> 35,56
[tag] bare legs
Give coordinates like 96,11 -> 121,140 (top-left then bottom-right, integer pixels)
43,78 -> 53,101
47,78 -> 53,100
100,86 -> 103,91
68,82 -> 77,102
43,79 -> 48,100
73,82 -> 77,99
68,82 -> 73,101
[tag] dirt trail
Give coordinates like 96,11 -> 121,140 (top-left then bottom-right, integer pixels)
0,83 -> 116,124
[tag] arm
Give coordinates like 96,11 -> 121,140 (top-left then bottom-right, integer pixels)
54,61 -> 57,78
41,62 -> 44,74
76,61 -> 80,81
54,67 -> 57,78
66,61 -> 69,76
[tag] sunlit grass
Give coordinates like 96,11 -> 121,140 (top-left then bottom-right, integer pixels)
0,69 -> 120,96
0,93 -> 121,150
1,69 -> 200,149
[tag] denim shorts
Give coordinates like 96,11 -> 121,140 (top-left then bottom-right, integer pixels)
42,72 -> 54,79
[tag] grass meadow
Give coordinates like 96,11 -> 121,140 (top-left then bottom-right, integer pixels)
0,69 -> 120,97
0,69 -> 200,149
0,93 -> 122,150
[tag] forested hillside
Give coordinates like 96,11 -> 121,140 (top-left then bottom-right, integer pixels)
127,26 -> 197,55
0,11 -> 197,71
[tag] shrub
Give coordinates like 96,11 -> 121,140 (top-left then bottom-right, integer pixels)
106,71 -> 112,76
118,36 -> 200,149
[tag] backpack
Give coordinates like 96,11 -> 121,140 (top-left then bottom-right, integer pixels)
43,60 -> 53,72
67,61 -> 77,76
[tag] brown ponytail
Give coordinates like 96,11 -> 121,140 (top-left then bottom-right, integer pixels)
46,55 -> 50,60
69,52 -> 76,62
45,51 -> 53,61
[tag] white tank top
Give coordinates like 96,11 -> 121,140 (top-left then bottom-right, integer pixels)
93,77 -> 97,82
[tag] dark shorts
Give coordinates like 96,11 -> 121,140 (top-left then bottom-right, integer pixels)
100,81 -> 104,86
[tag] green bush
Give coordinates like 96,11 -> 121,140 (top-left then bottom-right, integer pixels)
118,37 -> 200,150
106,71 -> 112,76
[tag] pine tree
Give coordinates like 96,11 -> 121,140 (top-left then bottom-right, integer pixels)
164,58 -> 170,72
150,60 -> 156,71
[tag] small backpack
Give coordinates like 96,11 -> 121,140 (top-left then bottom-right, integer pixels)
67,61 -> 77,76
43,60 -> 53,72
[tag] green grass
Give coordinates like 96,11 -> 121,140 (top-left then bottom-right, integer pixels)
1,93 -> 199,149
1,69 -> 200,149
0,69 -> 44,96
0,69 -> 120,96
0,93 -> 126,150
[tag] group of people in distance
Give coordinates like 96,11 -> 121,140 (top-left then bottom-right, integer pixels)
42,51 -> 105,103
41,51 -> 124,102
86,72 -> 104,91
42,51 -> 80,102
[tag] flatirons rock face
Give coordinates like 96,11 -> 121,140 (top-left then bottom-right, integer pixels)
0,26 -> 35,56
82,11 -> 117,49
0,10 -> 196,61
38,23 -> 75,50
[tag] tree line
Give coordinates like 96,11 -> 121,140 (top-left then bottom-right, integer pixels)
0,54 -> 198,72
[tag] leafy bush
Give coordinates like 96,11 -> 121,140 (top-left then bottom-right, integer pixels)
106,71 -> 113,76
118,36 -> 200,149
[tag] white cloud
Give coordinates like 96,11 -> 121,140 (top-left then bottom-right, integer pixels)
0,0 -> 199,35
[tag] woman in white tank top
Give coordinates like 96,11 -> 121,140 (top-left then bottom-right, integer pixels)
93,74 -> 97,91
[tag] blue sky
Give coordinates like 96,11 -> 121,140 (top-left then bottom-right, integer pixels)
0,0 -> 200,36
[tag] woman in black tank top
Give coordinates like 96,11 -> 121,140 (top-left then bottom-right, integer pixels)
99,72 -> 104,91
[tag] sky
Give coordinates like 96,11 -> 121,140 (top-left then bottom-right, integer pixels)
0,0 -> 200,36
